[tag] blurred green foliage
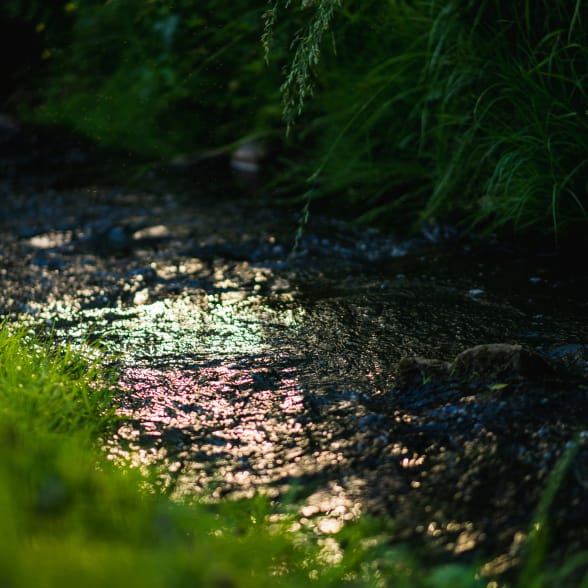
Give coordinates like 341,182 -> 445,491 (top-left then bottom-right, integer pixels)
3,0 -> 587,237
14,0 -> 284,157
268,0 -> 588,238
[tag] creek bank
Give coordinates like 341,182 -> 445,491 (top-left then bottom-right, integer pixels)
0,124 -> 587,576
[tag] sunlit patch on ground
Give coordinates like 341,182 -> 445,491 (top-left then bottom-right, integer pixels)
26,280 -> 314,501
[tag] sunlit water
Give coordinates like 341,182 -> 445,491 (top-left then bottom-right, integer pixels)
2,185 -> 587,562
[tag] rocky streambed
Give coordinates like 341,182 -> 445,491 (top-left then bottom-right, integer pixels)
1,122 -> 587,578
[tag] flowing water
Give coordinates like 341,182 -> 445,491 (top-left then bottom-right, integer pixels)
1,161 -> 587,566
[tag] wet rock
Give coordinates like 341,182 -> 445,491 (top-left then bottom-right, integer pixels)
396,343 -> 558,389
451,343 -> 555,381
132,288 -> 150,305
0,113 -> 20,142
105,226 -> 133,252
396,356 -> 451,387
77,224 -> 135,255
127,266 -> 159,285
31,252 -> 66,271
230,141 -> 266,174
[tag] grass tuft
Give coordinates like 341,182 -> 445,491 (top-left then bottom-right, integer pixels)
268,0 -> 588,237
0,325 -> 116,439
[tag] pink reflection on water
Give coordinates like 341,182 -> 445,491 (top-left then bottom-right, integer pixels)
105,362 -> 316,500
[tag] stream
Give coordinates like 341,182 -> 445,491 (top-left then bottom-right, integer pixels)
1,124 -> 588,575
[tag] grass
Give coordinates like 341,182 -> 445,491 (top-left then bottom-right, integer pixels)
8,0 -> 586,238
0,322 -> 586,586
267,0 -> 588,238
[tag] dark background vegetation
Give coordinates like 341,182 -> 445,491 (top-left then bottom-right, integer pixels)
2,0 -> 586,241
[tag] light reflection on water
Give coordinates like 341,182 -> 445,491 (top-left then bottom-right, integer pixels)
45,290 -> 303,366
3,181 -> 586,567
107,364 -> 310,499
39,286 -> 309,481
26,258 -> 365,537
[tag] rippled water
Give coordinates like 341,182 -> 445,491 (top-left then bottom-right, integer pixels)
1,182 -> 587,561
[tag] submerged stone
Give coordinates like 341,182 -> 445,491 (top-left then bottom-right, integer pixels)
397,343 -> 558,389
451,343 -> 555,381
396,356 -> 451,387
